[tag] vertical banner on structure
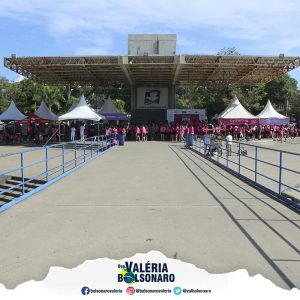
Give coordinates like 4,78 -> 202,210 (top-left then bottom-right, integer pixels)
137,87 -> 168,109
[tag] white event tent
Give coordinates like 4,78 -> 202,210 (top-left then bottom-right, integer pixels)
218,96 -> 258,125
257,100 -> 289,125
35,101 -> 58,121
57,95 -> 105,142
66,102 -> 78,113
59,95 -> 104,121
0,100 -> 26,121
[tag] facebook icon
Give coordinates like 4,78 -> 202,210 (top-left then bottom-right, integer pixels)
81,286 -> 90,295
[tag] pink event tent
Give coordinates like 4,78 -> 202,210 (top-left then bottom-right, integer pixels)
218,96 -> 259,125
257,100 -> 289,125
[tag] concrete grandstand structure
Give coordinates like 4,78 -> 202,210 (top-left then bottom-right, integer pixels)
4,34 -> 300,122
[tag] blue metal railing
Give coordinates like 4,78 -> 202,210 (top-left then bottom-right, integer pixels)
0,134 -> 117,212
186,136 -> 300,211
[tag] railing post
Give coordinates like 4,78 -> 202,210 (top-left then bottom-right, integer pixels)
217,142 -> 219,163
62,143 -> 65,174
255,146 -> 258,183
20,152 -> 25,195
74,140 -> 77,167
91,139 -> 93,158
83,139 -> 86,162
226,141 -> 229,167
238,142 -> 241,174
45,146 -> 49,182
279,151 -> 283,194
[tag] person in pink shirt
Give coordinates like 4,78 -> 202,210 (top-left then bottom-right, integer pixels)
194,125 -> 199,140
160,124 -> 165,141
170,125 -> 176,142
145,125 -> 149,141
249,126 -> 254,141
272,125 -> 277,140
141,125 -> 146,141
136,125 -> 141,142
184,125 -> 189,139
113,126 -> 118,135
105,127 -> 110,136
278,126 -> 284,142
215,125 -> 220,137
204,126 -> 208,135
179,125 -> 185,141
175,125 -> 180,142
188,124 -> 194,135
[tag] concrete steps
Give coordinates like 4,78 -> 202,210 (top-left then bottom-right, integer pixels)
0,176 -> 46,206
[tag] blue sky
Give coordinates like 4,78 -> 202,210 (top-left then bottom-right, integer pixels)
1,0 -> 300,85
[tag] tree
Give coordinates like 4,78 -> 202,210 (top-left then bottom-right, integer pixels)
175,86 -> 205,109
113,99 -> 126,112
0,76 -> 10,113
264,74 -> 298,115
41,85 -> 65,113
229,85 -> 266,114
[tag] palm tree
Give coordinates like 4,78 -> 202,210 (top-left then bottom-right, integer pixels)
41,86 -> 65,113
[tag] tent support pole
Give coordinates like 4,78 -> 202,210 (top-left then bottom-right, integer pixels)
58,121 -> 61,143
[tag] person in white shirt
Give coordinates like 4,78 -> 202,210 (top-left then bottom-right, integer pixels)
226,133 -> 233,156
70,125 -> 76,141
80,124 -> 85,142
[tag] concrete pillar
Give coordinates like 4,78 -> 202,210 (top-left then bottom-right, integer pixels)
131,86 -> 137,110
168,85 -> 176,109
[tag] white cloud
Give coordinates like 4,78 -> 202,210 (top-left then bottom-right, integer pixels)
13,75 -> 26,83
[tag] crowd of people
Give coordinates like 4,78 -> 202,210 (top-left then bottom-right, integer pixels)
0,123 -> 101,144
124,122 -> 299,142
0,120 -> 299,145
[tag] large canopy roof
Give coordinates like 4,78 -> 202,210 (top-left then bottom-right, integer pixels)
4,54 -> 300,86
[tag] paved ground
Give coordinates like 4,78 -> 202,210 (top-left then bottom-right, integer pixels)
0,141 -> 299,290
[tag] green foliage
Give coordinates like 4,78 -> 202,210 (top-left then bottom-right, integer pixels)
234,85 -> 266,114
176,86 -> 205,109
113,99 -> 126,112
264,74 -> 298,114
